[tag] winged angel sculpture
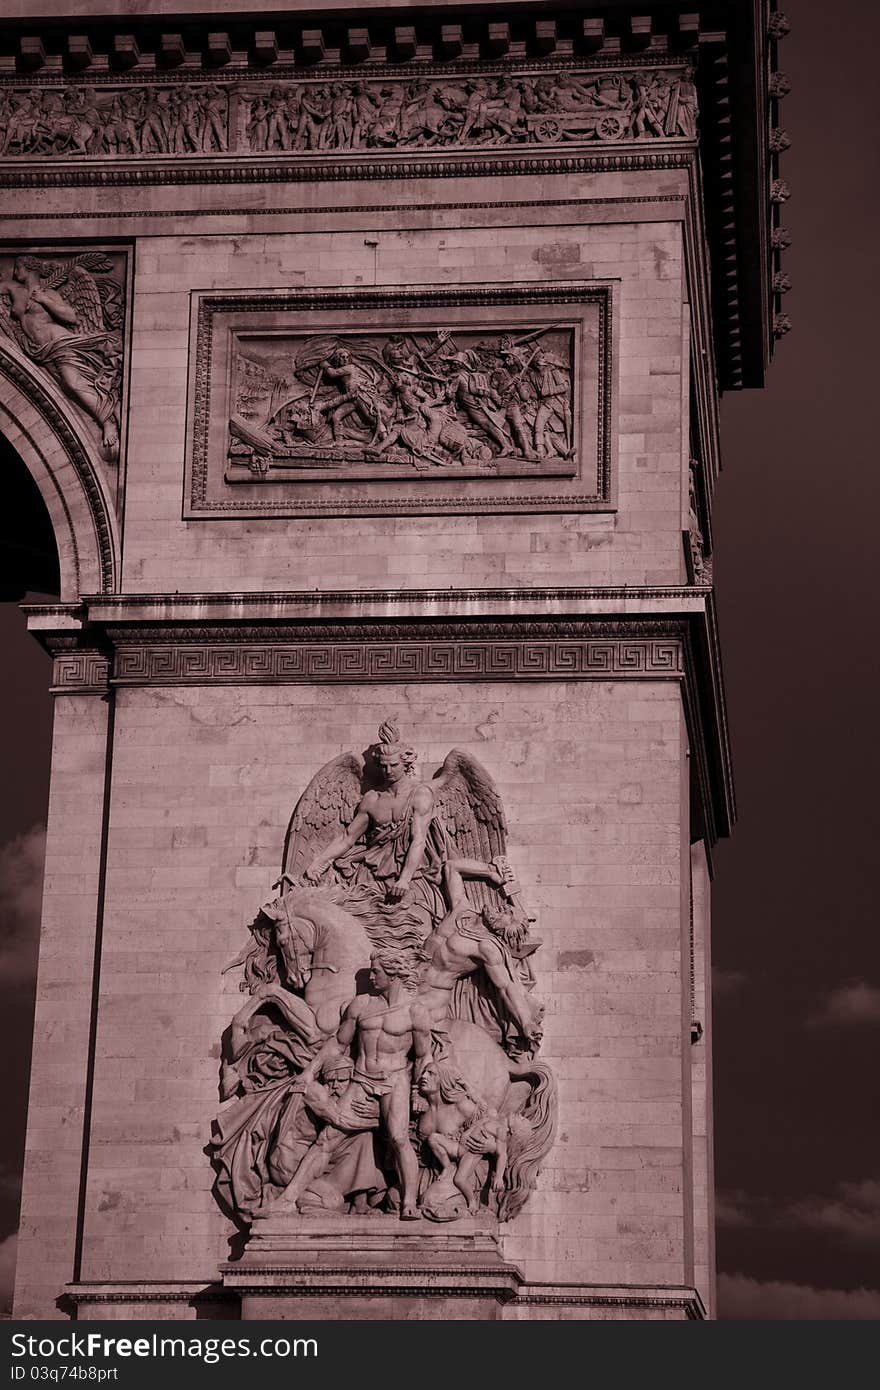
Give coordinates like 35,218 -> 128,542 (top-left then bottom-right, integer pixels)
0,251 -> 123,458
211,719 -> 556,1226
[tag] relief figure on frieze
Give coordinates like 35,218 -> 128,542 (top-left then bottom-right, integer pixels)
0,65 -> 695,162
239,65 -> 696,154
227,325 -> 574,479
0,251 -> 124,458
0,83 -> 228,158
211,719 -> 556,1228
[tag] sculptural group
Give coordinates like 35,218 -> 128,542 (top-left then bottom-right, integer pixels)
229,326 -> 574,474
0,65 -> 696,162
0,84 -> 228,158
242,68 -> 697,153
211,720 -> 557,1226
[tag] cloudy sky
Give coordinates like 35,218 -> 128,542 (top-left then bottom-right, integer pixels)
1,0 -> 878,1320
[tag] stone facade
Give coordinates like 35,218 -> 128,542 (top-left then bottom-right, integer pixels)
5,0 -> 786,1321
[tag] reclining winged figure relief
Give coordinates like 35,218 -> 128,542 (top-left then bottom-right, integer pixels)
211,718 -> 556,1226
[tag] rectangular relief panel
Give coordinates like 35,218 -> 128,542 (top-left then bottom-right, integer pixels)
185,283 -> 613,518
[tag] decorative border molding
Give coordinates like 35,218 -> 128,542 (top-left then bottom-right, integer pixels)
0,192 -> 687,223
187,282 -> 612,519
113,637 -> 683,686
33,603 -> 732,844
51,649 -> 111,695
0,146 -> 693,190
515,1289 -> 706,1317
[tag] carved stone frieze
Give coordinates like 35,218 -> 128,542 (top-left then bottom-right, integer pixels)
236,68 -> 697,154
0,84 -> 229,159
211,718 -> 557,1227
228,325 -> 575,478
188,283 -> 610,518
0,248 -> 127,464
0,64 -> 696,163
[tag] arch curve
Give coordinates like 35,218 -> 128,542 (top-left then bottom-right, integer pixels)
0,340 -> 120,598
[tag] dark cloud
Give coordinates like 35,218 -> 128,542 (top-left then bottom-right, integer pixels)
717,1179 -> 880,1252
719,1273 -> 880,1321
808,982 -> 880,1028
0,824 -> 45,986
785,1180 -> 880,1248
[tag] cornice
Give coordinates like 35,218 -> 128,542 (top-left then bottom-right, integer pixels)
0,148 -> 694,189
0,3 -> 780,389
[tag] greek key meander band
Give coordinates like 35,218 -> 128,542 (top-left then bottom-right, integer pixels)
51,639 -> 684,692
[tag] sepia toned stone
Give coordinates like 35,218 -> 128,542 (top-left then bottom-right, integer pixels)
5,1 -> 777,1324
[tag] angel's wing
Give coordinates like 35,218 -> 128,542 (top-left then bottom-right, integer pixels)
432,749 -> 508,914
0,298 -> 27,353
62,264 -> 105,335
281,752 -> 363,882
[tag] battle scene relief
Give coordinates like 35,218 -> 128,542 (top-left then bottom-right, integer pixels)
0,65 -> 696,162
211,719 -> 557,1227
227,325 -> 575,480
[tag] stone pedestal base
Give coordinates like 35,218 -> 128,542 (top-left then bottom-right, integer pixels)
220,1213 -> 522,1320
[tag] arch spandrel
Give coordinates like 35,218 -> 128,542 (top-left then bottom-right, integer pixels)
0,340 -> 120,599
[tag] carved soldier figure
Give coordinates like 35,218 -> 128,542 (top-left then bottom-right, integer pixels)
264,87 -> 288,152
381,333 -> 420,376
350,83 -> 378,148
371,83 -> 407,145
443,352 -> 510,453
282,950 -> 432,1219
322,84 -> 354,149
665,72 -> 698,138
201,85 -> 228,152
246,94 -> 269,151
632,73 -> 668,138
490,342 -> 539,458
106,90 -> 141,156
174,85 -> 202,153
138,86 -> 169,155
283,87 -> 304,149
0,92 -> 38,156
298,85 -> 331,149
530,346 -> 572,456
315,346 -> 389,443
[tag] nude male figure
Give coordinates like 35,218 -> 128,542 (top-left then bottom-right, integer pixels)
279,951 -> 431,1219
419,859 -> 543,1047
